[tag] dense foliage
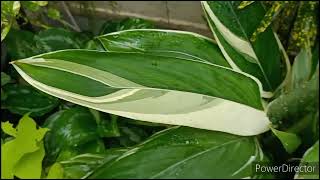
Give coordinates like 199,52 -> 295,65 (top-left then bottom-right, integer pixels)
1,1 -> 319,179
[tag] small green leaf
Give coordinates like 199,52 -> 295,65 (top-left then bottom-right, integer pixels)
1,1 -> 20,41
47,8 -> 61,20
294,141 -> 319,179
32,1 -> 48,6
1,72 -> 11,86
47,163 -> 64,179
270,127 -> 301,154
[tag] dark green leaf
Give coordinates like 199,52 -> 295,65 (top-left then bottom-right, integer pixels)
1,72 -> 11,86
2,84 -> 59,117
43,106 -> 105,164
5,29 -> 40,59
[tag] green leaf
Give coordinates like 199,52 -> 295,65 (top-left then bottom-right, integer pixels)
311,42 -> 319,77
47,163 -> 64,179
294,141 -> 319,179
43,106 -> 105,164
60,151 -> 126,179
21,1 -> 48,12
47,8 -> 61,20
270,127 -> 301,154
1,1 -> 20,41
291,48 -> 313,89
5,29 -> 40,59
1,72 -> 11,86
12,49 -> 270,136
99,18 -> 155,35
98,29 -> 230,67
1,114 -> 49,179
202,1 -> 287,93
35,28 -> 90,52
90,127 -> 267,179
2,84 -> 59,117
267,71 -> 318,124
14,142 -> 46,179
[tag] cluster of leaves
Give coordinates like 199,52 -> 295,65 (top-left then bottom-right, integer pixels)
1,1 -> 319,179
1,14 -> 165,178
239,1 -> 319,57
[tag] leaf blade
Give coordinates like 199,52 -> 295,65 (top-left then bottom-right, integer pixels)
12,50 -> 270,135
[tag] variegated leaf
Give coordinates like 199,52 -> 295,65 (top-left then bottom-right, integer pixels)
97,29 -> 230,67
12,49 -> 270,136
201,1 -> 289,96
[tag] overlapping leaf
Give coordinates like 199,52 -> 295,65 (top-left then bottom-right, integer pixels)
12,49 -> 270,136
201,1 -> 288,95
97,29 -> 230,67
90,127 -> 267,179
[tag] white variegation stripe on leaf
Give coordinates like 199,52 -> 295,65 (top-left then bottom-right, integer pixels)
201,2 -> 273,99
12,63 -> 270,136
18,50 -> 271,100
201,1 -> 258,61
19,58 -> 144,88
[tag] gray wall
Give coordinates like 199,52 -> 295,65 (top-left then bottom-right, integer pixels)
63,1 -> 212,37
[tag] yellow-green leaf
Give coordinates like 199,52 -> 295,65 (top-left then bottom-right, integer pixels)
47,163 -> 64,179
1,114 -> 49,179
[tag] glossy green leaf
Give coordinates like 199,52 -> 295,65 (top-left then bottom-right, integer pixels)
2,84 -> 59,117
98,29 -> 230,67
47,163 -> 64,179
202,1 -> 288,94
90,127 -> 266,179
270,127 -> 301,154
34,28 -> 91,52
294,141 -> 319,179
43,106 -> 105,164
12,49 -> 270,136
1,114 -> 49,179
60,151 -> 126,179
1,1 -> 20,41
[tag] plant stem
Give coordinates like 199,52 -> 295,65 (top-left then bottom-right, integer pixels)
61,1 -> 81,32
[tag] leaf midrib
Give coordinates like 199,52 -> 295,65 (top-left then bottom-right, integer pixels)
226,2 -> 273,90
